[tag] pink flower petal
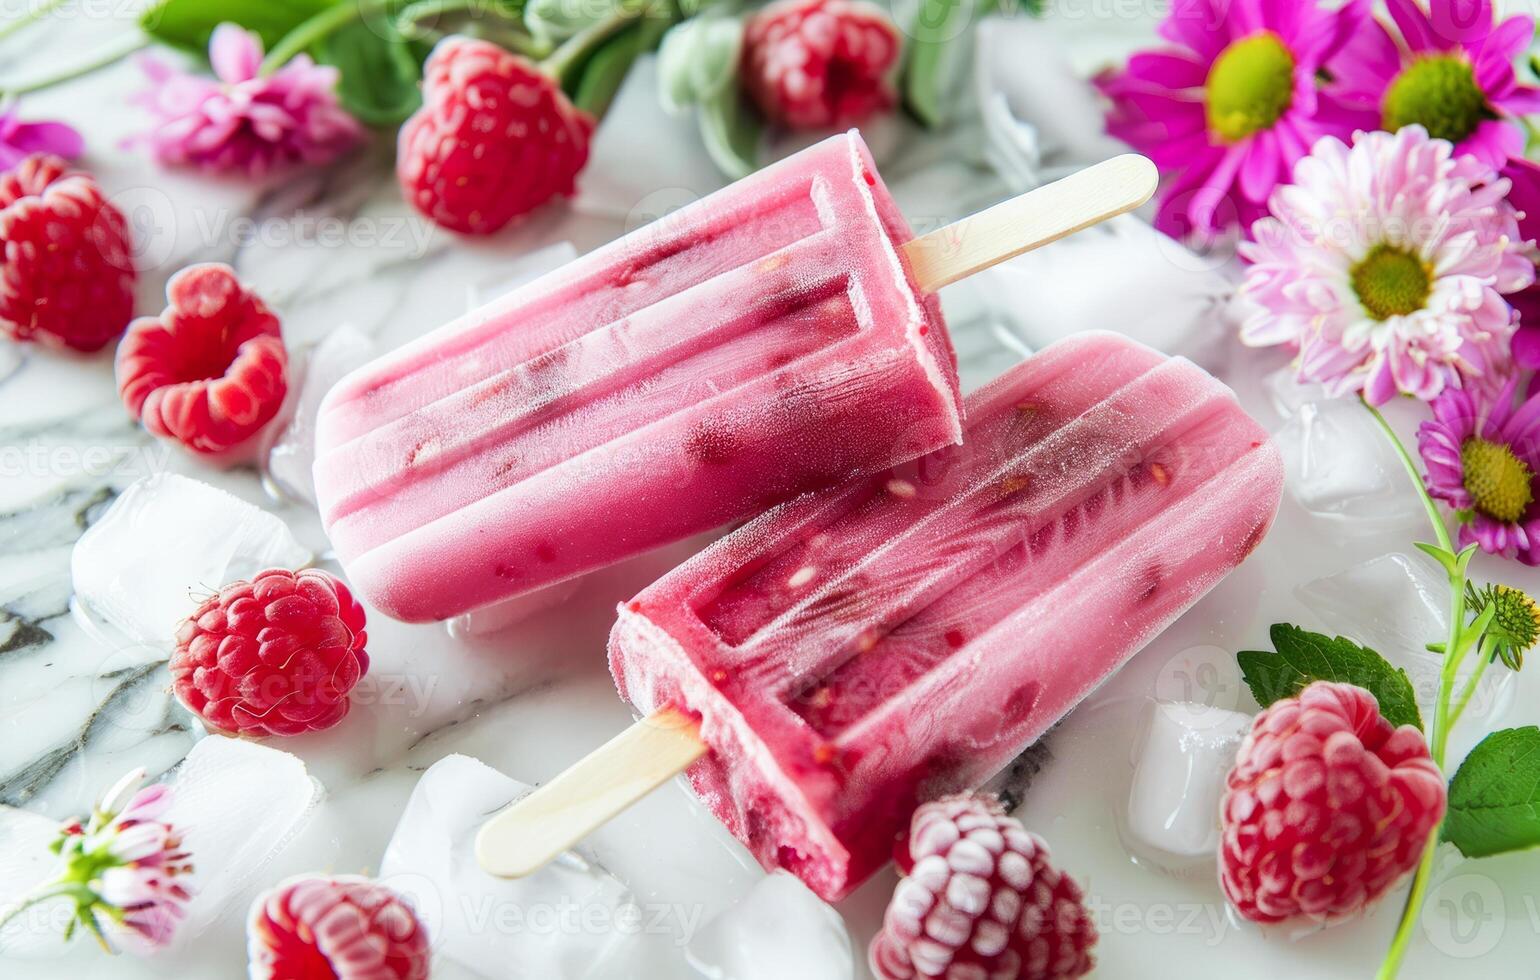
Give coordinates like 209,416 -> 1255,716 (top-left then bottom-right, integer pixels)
209,24 -> 262,84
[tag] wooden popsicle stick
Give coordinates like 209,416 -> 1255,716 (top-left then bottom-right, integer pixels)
476,705 -> 706,878
901,154 -> 1158,293
475,155 -> 1158,881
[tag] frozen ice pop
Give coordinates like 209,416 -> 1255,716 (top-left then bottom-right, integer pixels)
312,133 -> 1157,623
476,333 -> 1283,900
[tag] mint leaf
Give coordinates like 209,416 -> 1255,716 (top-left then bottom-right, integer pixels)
142,0 -> 339,54
1237,624 -> 1423,731
1444,727 -> 1540,858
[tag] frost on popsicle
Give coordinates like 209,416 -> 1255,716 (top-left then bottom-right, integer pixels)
313,132 -> 961,623
611,333 -> 1283,901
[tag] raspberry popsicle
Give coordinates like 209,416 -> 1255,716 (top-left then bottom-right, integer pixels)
312,133 -> 1156,622
477,333 -> 1283,901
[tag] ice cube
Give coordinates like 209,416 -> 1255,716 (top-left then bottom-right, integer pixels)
1275,399 -> 1425,531
1297,553 -> 1516,752
0,803 -> 77,960
1296,552 -> 1447,665
70,474 -> 312,649
977,215 -> 1234,373
1262,366 -> 1329,422
380,754 -> 660,979
168,736 -> 323,939
685,871 -> 852,980
265,325 -> 375,506
1123,700 -> 1252,871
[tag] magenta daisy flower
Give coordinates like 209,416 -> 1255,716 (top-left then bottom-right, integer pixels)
1239,126 -> 1533,404
1327,0 -> 1540,169
1419,377 -> 1540,564
1501,156 -> 1540,371
1097,0 -> 1374,243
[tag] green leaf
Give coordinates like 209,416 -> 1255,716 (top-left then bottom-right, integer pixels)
1237,624 -> 1424,731
1415,541 -> 1458,576
901,0 -> 976,127
141,0 -> 339,54
656,14 -> 742,113
697,81 -> 760,179
1444,727 -> 1540,858
313,17 -> 422,127
527,0 -> 626,46
572,13 -> 670,118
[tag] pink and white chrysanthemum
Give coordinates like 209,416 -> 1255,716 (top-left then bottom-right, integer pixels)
1327,0 -> 1540,170
1239,126 -> 1533,404
1097,0 -> 1374,244
134,24 -> 361,177
0,768 -> 194,954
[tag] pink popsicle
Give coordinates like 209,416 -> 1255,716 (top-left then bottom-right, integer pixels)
312,132 -> 961,623
609,332 -> 1284,901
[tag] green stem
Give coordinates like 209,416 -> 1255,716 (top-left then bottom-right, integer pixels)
260,0 -> 398,75
0,32 -> 147,96
0,0 -> 67,42
541,5 -> 645,87
1362,398 -> 1467,980
1362,399 -> 1454,554
0,878 -> 88,933
397,0 -> 529,40
1448,636 -> 1497,732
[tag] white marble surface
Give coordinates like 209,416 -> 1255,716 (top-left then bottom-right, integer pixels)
4,6 -> 1540,979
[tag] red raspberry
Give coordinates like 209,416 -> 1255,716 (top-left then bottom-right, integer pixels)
742,0 -> 900,130
170,568 -> 369,738
1220,681 -> 1446,925
870,793 -> 1096,980
398,37 -> 594,236
0,153 -> 136,352
116,263 -> 287,461
247,874 -> 429,980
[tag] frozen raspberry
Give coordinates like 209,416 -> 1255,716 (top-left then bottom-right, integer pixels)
1220,681 -> 1446,925
870,793 -> 1096,980
248,874 -> 429,980
170,568 -> 369,738
398,37 -> 594,235
116,263 -> 287,461
0,153 -> 136,352
742,0 -> 900,130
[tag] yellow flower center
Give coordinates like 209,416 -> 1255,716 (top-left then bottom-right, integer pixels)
1461,437 -> 1534,523
1381,55 -> 1495,144
1205,32 -> 1296,143
1350,244 -> 1432,320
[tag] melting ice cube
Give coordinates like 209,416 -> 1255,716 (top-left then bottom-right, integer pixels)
169,736 -> 323,939
1295,552 -> 1447,664
381,754 -> 665,979
1297,553 -> 1515,753
70,474 -> 311,649
265,325 -> 375,506
685,871 -> 853,980
1275,399 -> 1424,531
977,215 -> 1234,374
1124,700 -> 1252,871
0,803 -> 76,960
